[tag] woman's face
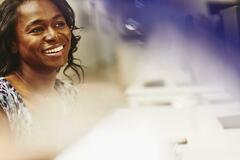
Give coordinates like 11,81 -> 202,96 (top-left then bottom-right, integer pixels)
15,0 -> 71,72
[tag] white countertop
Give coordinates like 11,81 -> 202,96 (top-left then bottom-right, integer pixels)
56,103 -> 240,160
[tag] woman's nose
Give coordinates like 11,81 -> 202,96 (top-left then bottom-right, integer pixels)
44,27 -> 59,42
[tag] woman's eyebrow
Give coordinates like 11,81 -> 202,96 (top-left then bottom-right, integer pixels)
52,14 -> 64,20
25,19 -> 44,31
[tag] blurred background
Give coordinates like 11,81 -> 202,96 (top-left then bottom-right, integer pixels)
63,0 -> 240,93
63,0 -> 240,109
56,0 -> 240,159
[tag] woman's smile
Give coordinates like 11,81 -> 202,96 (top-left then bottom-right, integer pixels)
44,45 -> 65,56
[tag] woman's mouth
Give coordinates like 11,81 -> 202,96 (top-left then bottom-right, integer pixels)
44,45 -> 64,56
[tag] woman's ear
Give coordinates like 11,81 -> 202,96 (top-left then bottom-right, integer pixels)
11,41 -> 18,54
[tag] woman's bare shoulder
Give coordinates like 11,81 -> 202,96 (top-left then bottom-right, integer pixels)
0,106 -> 10,143
0,108 -> 9,127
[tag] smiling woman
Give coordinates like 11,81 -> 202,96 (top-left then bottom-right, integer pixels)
0,0 -> 83,149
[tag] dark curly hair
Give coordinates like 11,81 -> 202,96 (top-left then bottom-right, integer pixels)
0,0 -> 84,81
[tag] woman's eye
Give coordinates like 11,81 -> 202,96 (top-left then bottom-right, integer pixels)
30,27 -> 44,34
55,22 -> 66,29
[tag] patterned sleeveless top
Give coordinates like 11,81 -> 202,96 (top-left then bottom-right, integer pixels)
0,77 -> 78,143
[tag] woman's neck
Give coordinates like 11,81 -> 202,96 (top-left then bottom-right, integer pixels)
16,64 -> 58,93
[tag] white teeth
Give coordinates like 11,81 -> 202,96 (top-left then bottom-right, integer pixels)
45,45 -> 63,54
